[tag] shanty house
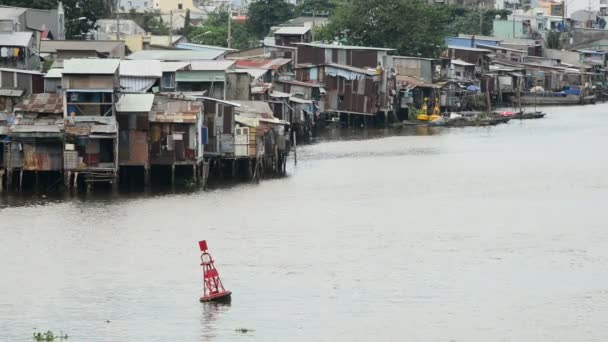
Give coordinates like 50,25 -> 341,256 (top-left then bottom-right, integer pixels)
149,94 -> 205,183
295,43 -> 394,69
445,46 -> 491,75
116,93 -> 154,184
295,63 -> 381,116
6,93 -> 64,189
0,31 -> 41,70
62,59 -> 121,187
202,97 -> 289,173
387,56 -> 439,84
175,60 -> 235,99
450,59 -> 476,80
274,26 -> 312,47
234,58 -> 293,80
0,68 -> 44,112
119,60 -> 162,93
231,100 -> 290,173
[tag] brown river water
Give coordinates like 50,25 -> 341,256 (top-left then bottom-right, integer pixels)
1,104 -> 608,341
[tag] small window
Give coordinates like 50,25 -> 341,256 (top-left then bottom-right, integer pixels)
162,72 -> 175,89
178,3 -> 183,9
144,1 -> 147,6
128,1 -> 132,6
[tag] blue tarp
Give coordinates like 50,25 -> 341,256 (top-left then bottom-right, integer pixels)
467,85 -> 480,92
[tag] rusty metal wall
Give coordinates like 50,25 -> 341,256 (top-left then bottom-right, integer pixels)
298,45 -> 324,65
22,142 -> 63,171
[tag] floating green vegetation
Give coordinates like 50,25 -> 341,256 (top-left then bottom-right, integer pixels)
32,331 -> 68,341
235,328 -> 255,334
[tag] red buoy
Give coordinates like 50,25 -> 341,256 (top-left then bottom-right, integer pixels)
198,240 -> 231,303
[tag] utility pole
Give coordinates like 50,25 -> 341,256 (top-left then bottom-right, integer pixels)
115,10 -> 120,41
169,10 -> 173,47
562,0 -> 566,31
227,2 -> 232,49
312,9 -> 316,41
479,1 -> 485,35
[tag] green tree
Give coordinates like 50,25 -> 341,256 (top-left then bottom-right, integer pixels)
296,0 -> 338,16
180,9 -> 192,36
546,31 -> 562,49
247,0 -> 295,38
187,10 -> 258,50
322,0 -> 451,57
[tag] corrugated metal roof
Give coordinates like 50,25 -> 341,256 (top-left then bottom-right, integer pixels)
0,89 -> 24,97
14,93 -> 63,114
176,43 -> 237,52
11,124 -> 61,134
0,31 -> 32,47
447,46 -> 491,52
235,58 -> 291,70
0,67 -> 44,75
274,26 -> 311,35
116,94 -> 154,113
127,49 -> 225,61
150,95 -> 202,123
63,58 -> 120,75
150,35 -> 184,46
289,96 -> 312,104
231,101 -> 274,119
237,68 -> 268,79
120,60 -> 162,77
176,70 -> 226,82
40,40 -> 124,53
161,62 -> 191,72
65,117 -> 118,135
0,7 -> 27,20
189,60 -> 235,71
451,59 -> 476,66
295,42 -> 395,51
270,91 -> 290,98
44,68 -> 63,78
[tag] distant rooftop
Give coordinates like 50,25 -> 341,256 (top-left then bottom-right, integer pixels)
274,26 -> 311,35
120,60 -> 162,77
127,49 -> 225,61
63,58 -> 120,75
41,40 -> 125,53
150,35 -> 184,47
176,42 -> 237,52
447,46 -> 492,52
189,60 -> 236,71
295,42 -> 395,52
0,31 -> 33,47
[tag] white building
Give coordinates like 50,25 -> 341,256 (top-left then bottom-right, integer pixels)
117,0 -> 154,12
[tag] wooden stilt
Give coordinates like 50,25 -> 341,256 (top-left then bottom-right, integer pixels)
0,168 -> 4,193
73,172 -> 78,191
144,167 -> 150,187
19,169 -> 23,191
231,159 -> 237,178
193,164 -> 198,184
35,171 -> 39,192
171,165 -> 176,187
247,158 -> 253,179
6,169 -> 12,190
292,130 -> 297,166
